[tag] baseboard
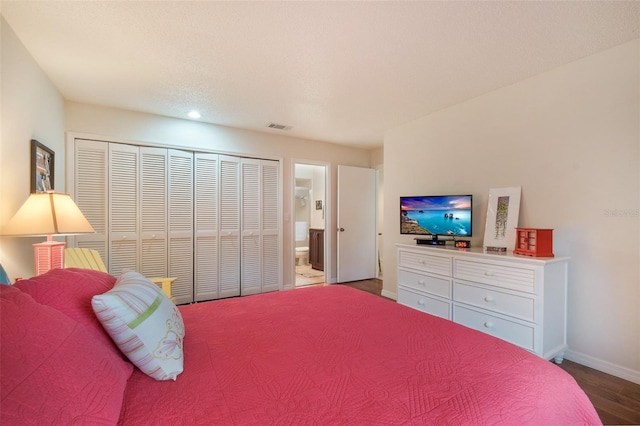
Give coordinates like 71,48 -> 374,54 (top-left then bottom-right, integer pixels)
565,349 -> 640,385
381,289 -> 397,300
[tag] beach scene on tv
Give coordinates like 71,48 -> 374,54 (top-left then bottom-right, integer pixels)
401,195 -> 472,236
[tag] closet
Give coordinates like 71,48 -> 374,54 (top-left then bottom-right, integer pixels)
71,139 -> 281,304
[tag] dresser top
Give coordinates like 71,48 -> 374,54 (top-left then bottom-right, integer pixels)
396,243 -> 569,265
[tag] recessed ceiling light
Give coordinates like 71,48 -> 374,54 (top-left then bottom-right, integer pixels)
188,111 -> 201,119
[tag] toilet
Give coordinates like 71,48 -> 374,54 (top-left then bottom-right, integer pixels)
295,246 -> 309,266
295,221 -> 309,266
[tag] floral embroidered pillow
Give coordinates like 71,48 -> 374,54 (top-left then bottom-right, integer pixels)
92,270 -> 185,381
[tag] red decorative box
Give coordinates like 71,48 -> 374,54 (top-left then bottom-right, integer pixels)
513,228 -> 554,257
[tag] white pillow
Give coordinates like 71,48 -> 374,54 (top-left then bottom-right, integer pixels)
92,271 -> 185,381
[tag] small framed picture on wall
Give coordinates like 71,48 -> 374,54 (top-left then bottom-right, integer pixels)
31,139 -> 55,193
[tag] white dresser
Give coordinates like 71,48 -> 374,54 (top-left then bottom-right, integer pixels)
397,244 -> 569,362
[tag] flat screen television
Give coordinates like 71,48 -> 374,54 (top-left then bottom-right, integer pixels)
400,195 -> 472,237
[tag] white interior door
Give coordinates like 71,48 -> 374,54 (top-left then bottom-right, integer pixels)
73,139 -> 109,260
337,165 -> 376,282
109,143 -> 140,274
168,149 -> 194,305
194,153 -> 219,302
140,147 -> 168,279
260,160 -> 280,293
219,155 -> 241,298
241,158 -> 261,296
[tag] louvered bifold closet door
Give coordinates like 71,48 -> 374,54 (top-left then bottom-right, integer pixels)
219,155 -> 241,298
109,144 -> 140,274
73,140 -> 109,261
240,159 -> 261,296
194,153 -> 219,302
168,149 -> 194,304
261,160 -> 281,293
140,147 -> 168,280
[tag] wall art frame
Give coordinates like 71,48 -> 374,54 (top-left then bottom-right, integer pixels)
31,139 -> 55,193
483,186 -> 521,251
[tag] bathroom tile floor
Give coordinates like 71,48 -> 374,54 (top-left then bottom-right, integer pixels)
295,264 -> 324,287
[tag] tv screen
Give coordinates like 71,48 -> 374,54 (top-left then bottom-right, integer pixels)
400,195 -> 472,236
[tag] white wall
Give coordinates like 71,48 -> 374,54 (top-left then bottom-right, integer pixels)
0,18 -> 66,280
370,147 -> 383,168
384,39 -> 640,382
65,102 -> 371,287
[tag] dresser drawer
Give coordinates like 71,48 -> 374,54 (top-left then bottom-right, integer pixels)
453,282 -> 535,322
398,287 -> 451,320
398,269 -> 451,299
453,305 -> 535,351
398,250 -> 451,276
454,259 -> 535,293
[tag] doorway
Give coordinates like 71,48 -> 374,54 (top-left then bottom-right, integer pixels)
294,163 -> 327,287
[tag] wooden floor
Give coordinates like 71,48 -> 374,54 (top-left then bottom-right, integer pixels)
339,278 -> 640,426
557,359 -> 640,425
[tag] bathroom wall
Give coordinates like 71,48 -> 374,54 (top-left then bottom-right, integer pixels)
295,164 -> 325,230
310,166 -> 326,229
294,178 -> 311,247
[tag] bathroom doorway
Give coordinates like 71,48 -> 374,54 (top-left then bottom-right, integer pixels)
294,163 -> 327,287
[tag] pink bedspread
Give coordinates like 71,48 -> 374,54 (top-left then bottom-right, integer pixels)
119,285 -> 600,425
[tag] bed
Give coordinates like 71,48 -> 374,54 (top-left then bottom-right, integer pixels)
1,268 -> 601,425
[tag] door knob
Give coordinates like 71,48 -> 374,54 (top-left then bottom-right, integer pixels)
338,227 -> 345,232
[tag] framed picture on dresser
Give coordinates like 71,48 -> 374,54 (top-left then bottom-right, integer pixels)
483,186 -> 521,250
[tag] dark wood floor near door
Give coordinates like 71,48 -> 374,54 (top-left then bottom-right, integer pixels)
340,278 -> 640,426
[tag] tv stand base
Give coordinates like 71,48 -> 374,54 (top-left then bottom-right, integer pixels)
415,238 -> 446,246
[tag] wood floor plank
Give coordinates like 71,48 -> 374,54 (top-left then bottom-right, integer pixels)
558,360 -> 640,425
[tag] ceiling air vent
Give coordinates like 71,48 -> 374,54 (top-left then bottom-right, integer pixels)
267,122 -> 292,131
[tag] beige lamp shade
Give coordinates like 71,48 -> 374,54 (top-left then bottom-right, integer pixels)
1,192 -> 95,276
1,192 -> 94,237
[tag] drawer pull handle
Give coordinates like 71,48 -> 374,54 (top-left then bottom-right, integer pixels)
418,299 -> 426,306
418,279 -> 426,286
483,321 -> 494,329
484,296 -> 494,303
484,271 -> 495,277
419,259 -> 426,264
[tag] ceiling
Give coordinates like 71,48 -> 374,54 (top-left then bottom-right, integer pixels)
2,1 -> 638,149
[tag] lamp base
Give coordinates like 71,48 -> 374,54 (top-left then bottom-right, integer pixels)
33,241 -> 66,276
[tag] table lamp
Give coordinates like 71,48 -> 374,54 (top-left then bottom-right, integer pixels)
1,191 -> 95,276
